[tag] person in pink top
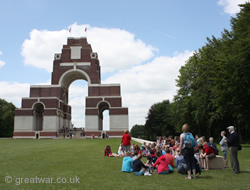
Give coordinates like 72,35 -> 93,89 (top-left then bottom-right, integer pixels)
152,151 -> 170,174
164,147 -> 174,168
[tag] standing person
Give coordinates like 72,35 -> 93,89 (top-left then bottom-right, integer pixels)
179,124 -> 196,180
219,131 -> 228,168
122,129 -> 131,153
226,126 -> 240,174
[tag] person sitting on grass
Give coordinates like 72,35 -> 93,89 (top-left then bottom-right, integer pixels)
118,144 -> 125,157
132,149 -> 139,161
104,145 -> 119,157
121,152 -> 133,173
175,147 -> 187,174
199,142 -> 216,170
142,145 -> 150,157
133,154 -> 150,176
134,144 -> 142,155
145,149 -> 158,173
164,147 -> 174,168
152,151 -> 171,174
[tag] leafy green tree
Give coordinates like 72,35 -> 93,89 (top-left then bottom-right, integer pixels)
130,124 -> 145,139
0,98 -> 16,137
172,2 -> 250,141
144,100 -> 175,140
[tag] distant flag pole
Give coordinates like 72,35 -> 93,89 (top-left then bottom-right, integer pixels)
85,27 -> 87,38
69,27 -> 72,37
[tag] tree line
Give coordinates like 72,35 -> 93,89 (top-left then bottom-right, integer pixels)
131,3 -> 250,142
0,98 -> 16,137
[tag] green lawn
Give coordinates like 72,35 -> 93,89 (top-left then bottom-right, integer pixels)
0,139 -> 250,190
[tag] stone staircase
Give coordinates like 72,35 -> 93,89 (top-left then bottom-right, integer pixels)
56,130 -> 84,139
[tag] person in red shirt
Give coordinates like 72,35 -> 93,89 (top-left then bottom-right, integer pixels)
153,151 -> 170,174
104,145 -> 119,157
122,129 -> 131,153
199,142 -> 215,170
164,148 -> 174,168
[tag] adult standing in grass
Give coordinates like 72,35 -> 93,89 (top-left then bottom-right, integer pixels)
179,124 -> 196,180
226,126 -> 240,174
122,129 -> 131,153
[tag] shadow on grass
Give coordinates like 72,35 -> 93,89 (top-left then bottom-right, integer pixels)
196,175 -> 213,179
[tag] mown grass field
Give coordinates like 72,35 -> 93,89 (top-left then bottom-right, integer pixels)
0,138 -> 250,190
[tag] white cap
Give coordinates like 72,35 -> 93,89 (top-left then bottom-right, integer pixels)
227,126 -> 234,131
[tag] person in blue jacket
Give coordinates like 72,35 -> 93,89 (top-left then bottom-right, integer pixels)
121,152 -> 133,172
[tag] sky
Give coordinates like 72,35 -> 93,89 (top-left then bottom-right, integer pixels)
0,0 -> 248,130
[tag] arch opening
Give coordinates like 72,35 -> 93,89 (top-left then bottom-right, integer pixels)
33,103 -> 44,131
98,101 -> 110,131
59,69 -> 91,90
68,80 -> 88,129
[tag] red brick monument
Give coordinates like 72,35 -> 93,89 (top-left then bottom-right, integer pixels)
14,37 -> 129,138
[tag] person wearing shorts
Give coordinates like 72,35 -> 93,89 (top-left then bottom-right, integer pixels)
200,142 -> 216,170
220,131 -> 228,168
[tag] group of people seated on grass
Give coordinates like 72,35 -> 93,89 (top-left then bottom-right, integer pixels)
104,124 -> 230,178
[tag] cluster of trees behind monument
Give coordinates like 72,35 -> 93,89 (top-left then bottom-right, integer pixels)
131,3 -> 250,142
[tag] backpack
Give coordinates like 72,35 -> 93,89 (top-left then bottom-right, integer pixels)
184,132 -> 196,149
208,143 -> 219,155
210,146 -> 219,155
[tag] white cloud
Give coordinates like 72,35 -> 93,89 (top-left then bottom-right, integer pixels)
0,81 -> 30,107
21,23 -> 155,73
103,50 -> 193,128
217,0 -> 248,15
87,27 -> 156,73
21,29 -> 68,72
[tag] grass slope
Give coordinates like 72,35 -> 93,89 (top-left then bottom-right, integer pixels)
0,139 -> 250,190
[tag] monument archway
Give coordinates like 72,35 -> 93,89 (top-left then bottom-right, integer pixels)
14,37 -> 129,138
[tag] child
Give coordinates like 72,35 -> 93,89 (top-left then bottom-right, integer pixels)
142,146 -> 150,157
121,152 -> 133,172
132,149 -> 139,161
200,142 -> 216,170
133,154 -> 150,176
164,147 -> 174,168
145,149 -> 157,172
152,151 -> 170,174
118,144 -> 125,157
175,148 -> 187,174
104,145 -> 119,157
219,131 -> 228,168
208,137 -> 218,150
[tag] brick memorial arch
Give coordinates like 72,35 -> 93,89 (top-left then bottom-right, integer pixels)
13,37 -> 129,138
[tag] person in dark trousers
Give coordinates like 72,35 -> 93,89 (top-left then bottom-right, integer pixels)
179,124 -> 196,180
226,126 -> 240,174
